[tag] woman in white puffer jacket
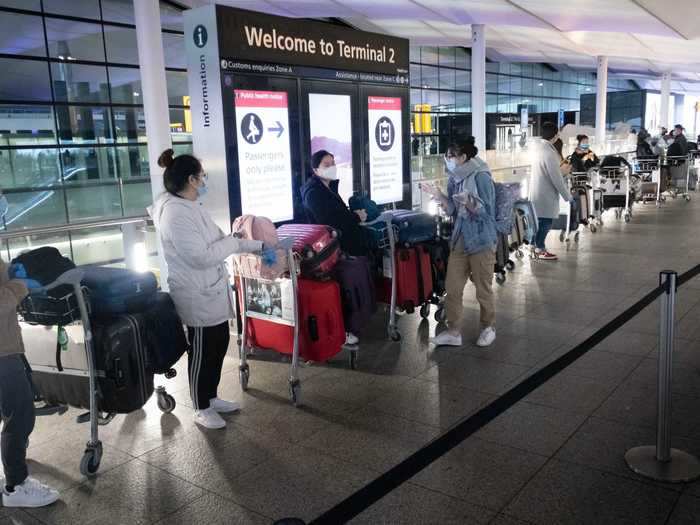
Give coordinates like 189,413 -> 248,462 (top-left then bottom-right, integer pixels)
150,149 -> 263,430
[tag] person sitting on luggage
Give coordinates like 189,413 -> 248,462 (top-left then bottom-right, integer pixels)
420,137 -> 498,348
150,149 -> 267,430
0,253 -> 60,506
530,122 -> 574,261
568,134 -> 599,173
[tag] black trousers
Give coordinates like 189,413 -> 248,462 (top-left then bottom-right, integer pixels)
186,322 -> 230,410
0,354 -> 35,487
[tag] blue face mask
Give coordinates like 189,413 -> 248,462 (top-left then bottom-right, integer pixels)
0,193 -> 7,221
445,158 -> 457,173
196,180 -> 208,197
579,143 -> 590,151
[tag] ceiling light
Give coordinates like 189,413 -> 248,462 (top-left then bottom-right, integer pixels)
57,55 -> 64,60
67,56 -> 75,61
585,87 -> 591,91
538,82 -> 543,86
133,92 -> 140,97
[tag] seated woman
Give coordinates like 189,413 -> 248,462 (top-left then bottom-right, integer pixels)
568,134 -> 599,173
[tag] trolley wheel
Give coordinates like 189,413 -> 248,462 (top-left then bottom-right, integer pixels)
574,232 -> 580,243
156,390 -> 176,414
349,349 -> 358,370
515,249 -> 524,259
624,213 -> 631,223
389,327 -> 401,342
559,232 -> 565,242
164,368 -> 177,379
289,380 -> 301,407
496,272 -> 506,285
505,260 -> 515,271
80,442 -> 102,477
590,224 -> 597,233
686,195 -> 691,202
239,364 -> 250,392
434,307 -> 447,324
419,302 -> 430,319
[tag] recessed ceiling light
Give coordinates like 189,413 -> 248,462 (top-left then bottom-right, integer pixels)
57,55 -> 64,60
538,82 -> 543,86
133,92 -> 140,97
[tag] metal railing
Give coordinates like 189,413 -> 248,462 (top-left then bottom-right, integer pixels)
0,215 -> 150,241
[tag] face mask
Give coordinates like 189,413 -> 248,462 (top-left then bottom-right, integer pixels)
579,144 -> 590,151
196,179 -> 208,197
445,158 -> 457,172
0,193 -> 7,220
317,165 -> 338,181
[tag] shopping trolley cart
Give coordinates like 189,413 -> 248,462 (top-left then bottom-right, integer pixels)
666,154 -> 692,202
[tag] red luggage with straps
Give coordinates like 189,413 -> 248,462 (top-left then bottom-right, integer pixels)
277,224 -> 340,278
378,245 -> 433,313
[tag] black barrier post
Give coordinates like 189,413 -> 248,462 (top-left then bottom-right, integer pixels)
625,270 -> 700,482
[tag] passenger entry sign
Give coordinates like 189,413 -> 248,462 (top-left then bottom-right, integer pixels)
234,89 -> 294,222
368,96 -> 403,204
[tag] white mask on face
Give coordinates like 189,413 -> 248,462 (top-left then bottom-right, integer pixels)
317,165 -> 338,181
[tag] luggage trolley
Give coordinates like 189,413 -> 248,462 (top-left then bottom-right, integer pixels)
570,171 -> 601,234
634,156 -> 663,206
19,268 -> 176,477
235,249 -> 303,405
598,165 -> 633,222
665,154 -> 692,202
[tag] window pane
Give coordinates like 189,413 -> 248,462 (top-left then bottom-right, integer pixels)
108,67 -> 141,104
0,58 -> 51,101
61,146 -> 117,184
113,107 -> 145,142
56,106 -> 113,145
71,226 -> 124,265
439,91 -> 455,112
0,147 -> 60,189
486,73 -> 498,93
169,108 -> 191,142
422,90 -> 439,107
162,33 -> 186,69
455,47 -> 469,70
409,46 -> 421,63
456,92 -> 470,112
160,2 -> 184,32
410,88 -> 421,107
421,65 -> 439,89
51,63 -> 109,103
0,105 -> 56,145
410,64 -> 421,88
172,143 -> 192,156
122,181 -> 152,216
165,70 -> 188,106
439,47 -> 455,68
45,18 -> 105,62
421,47 -> 439,65
101,0 -> 134,24
66,182 -> 122,221
439,67 -> 454,90
115,144 -> 148,179
456,70 -> 469,91
2,189 -> 68,231
43,0 -> 100,19
0,0 -> 41,10
104,26 -> 138,64
0,12 -> 46,57
498,74 -> 511,95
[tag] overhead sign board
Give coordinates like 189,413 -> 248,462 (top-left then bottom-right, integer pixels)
234,89 -> 294,222
368,96 -> 403,204
215,5 -> 409,77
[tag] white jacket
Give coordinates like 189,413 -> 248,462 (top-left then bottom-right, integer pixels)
149,193 -> 262,327
530,138 -> 571,219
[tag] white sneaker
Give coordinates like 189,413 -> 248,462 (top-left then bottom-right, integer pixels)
476,327 -> 496,347
209,397 -> 240,414
3,477 -> 59,508
194,407 -> 226,429
430,331 -> 463,347
345,332 -> 359,346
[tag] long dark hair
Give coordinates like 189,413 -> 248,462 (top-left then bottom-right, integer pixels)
157,149 -> 202,196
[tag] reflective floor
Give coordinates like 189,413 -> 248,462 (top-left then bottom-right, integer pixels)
8,197 -> 700,524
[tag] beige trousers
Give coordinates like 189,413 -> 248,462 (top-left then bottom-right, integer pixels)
444,239 -> 496,330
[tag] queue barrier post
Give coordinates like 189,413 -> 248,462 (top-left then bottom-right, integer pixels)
625,270 -> 700,482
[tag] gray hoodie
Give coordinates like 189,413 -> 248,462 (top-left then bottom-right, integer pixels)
530,138 -> 571,219
149,193 -> 262,327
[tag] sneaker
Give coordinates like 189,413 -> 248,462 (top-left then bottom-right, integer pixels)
194,407 -> 226,429
430,331 -> 463,347
209,398 -> 240,414
345,332 -> 359,346
3,477 -> 59,508
476,327 -> 496,347
535,250 -> 558,260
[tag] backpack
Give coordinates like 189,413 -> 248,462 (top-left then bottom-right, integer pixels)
493,182 -> 521,234
348,192 -> 381,222
231,215 -> 288,280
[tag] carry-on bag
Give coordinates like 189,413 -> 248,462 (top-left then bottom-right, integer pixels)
232,215 -> 288,280
513,199 -> 538,245
377,245 -> 433,313
24,315 -> 154,414
277,224 -> 340,278
81,266 -> 157,316
425,239 -> 449,298
334,256 -> 376,336
571,186 -> 590,224
141,292 -> 188,374
246,278 -> 346,362
385,209 -> 437,246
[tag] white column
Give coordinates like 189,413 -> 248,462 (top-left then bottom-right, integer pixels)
471,24 -> 486,152
134,0 -> 171,284
595,56 -> 608,147
660,72 -> 671,131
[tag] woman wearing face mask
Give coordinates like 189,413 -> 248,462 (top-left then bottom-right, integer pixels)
568,134 -> 599,173
420,137 -> 497,348
150,149 -> 266,430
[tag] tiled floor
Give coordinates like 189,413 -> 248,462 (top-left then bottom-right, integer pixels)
9,197 -> 700,524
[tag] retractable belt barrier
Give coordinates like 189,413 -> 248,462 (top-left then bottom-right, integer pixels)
276,262 -> 700,525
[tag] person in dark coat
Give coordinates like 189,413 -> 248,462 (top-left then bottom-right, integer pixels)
636,129 -> 656,158
568,134 -> 599,173
301,150 -> 369,257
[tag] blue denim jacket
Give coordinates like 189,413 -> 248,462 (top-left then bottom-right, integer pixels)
446,158 -> 497,255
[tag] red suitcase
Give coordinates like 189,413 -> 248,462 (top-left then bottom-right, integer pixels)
246,278 -> 345,362
378,246 -> 434,313
277,224 -> 340,278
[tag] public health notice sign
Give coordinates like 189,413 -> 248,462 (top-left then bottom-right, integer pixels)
368,96 -> 403,204
234,89 -> 294,222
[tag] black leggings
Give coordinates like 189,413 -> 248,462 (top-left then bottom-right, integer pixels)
186,322 -> 230,410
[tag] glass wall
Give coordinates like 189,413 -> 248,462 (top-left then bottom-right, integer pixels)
0,0 -> 191,241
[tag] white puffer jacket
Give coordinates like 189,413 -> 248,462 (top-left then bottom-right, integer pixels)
150,193 -> 262,327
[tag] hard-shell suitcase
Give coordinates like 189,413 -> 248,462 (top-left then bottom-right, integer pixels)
81,266 -> 158,316
141,292 -> 188,374
378,245 -> 433,313
24,315 -> 154,414
277,224 -> 340,278
334,256 -> 376,336
246,278 -> 345,362
386,209 -> 437,246
426,239 -> 449,298
511,210 -> 526,248
513,200 -> 537,245
552,199 -> 578,232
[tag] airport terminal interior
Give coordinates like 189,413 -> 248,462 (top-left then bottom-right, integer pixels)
3,0 -> 700,524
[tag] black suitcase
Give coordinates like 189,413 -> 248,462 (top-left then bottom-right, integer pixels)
334,256 -> 377,336
141,293 -> 187,374
26,315 -> 154,414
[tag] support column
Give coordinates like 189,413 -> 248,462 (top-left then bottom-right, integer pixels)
471,24 -> 486,152
134,0 -> 170,284
595,56 -> 608,147
660,72 -> 672,132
